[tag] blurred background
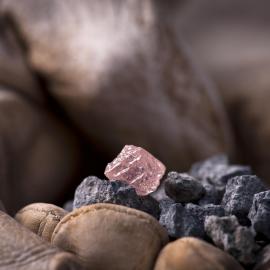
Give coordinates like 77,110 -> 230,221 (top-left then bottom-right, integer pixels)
179,0 -> 270,182
0,0 -> 269,213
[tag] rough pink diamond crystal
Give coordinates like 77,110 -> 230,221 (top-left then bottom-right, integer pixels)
104,145 -> 166,196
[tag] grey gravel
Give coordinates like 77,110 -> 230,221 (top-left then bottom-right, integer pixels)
164,172 -> 205,203
205,215 -> 259,265
222,175 -> 265,223
190,154 -> 229,180
159,202 -> 201,238
249,191 -> 270,240
73,176 -> 160,219
190,154 -> 251,188
159,201 -> 225,239
198,183 -> 224,206
159,198 -> 175,211
190,155 -> 252,209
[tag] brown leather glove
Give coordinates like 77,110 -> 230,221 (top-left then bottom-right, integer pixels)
154,237 -> 244,270
16,203 -> 168,270
15,203 -> 68,242
0,210 -> 82,269
0,0 -> 234,173
52,204 -> 168,270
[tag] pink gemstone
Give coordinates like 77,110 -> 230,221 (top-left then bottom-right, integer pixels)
104,145 -> 166,196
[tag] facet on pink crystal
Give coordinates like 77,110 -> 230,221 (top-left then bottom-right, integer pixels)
104,145 -> 166,196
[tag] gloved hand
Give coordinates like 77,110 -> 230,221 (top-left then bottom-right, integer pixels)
0,209 -> 82,270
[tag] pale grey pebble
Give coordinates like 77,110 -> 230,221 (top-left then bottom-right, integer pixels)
205,215 -> 260,265
249,191 -> 270,240
222,175 -> 266,224
73,176 -> 160,219
159,200 -> 225,239
164,172 -> 205,203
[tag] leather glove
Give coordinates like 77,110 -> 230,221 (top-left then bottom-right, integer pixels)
0,210 -> 82,270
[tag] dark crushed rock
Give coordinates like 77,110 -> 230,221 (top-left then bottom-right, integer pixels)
159,200 -> 225,239
73,176 -> 160,219
190,155 -> 252,209
205,215 -> 259,265
164,172 -> 205,203
190,154 -> 251,185
159,202 -> 200,238
159,198 -> 175,211
186,204 -> 225,239
68,154 -> 270,267
198,183 -> 224,206
249,191 -> 270,240
222,175 -> 266,224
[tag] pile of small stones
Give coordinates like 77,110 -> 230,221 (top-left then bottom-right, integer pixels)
66,147 -> 270,269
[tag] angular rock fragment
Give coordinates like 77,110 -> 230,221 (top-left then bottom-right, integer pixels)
185,204 -> 225,239
187,203 -> 225,222
159,198 -> 175,213
190,155 -> 251,188
159,202 -> 197,238
105,145 -> 166,196
249,191 -> 270,240
222,175 -> 265,223
205,215 -> 259,265
164,172 -> 205,203
73,176 -> 160,219
159,201 -> 224,239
